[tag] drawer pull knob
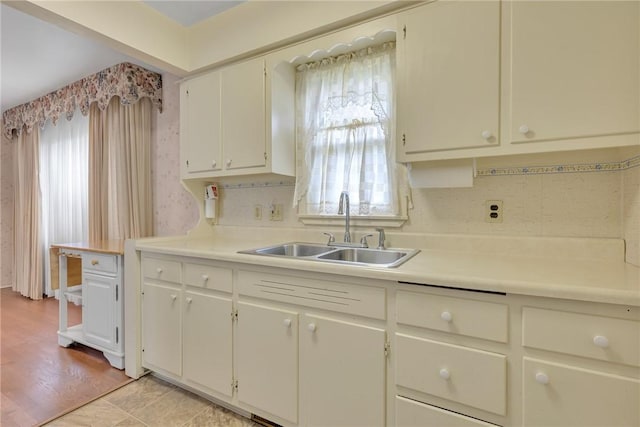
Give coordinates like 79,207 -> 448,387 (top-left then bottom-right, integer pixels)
481,130 -> 492,140
440,311 -> 453,322
170,294 -> 177,301
201,274 -> 209,282
156,268 -> 163,274
439,368 -> 450,380
535,372 -> 549,385
307,323 -> 317,332
593,335 -> 609,348
519,124 -> 530,134
186,297 -> 193,304
91,259 -> 99,265
283,318 -> 292,328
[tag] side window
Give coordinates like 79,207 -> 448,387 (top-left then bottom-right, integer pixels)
293,42 -> 401,217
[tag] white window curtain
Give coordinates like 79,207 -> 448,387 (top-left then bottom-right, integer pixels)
294,42 -> 401,216
39,113 -> 89,295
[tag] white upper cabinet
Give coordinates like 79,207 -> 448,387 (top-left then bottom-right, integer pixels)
397,0 -> 501,161
180,56 -> 295,179
181,71 -> 222,174
506,1 -> 640,147
220,57 -> 266,171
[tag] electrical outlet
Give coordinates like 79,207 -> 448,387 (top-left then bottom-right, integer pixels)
485,200 -> 503,223
270,204 -> 283,221
254,204 -> 262,220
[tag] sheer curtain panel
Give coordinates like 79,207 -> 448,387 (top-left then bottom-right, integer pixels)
39,113 -> 89,295
13,128 -> 43,299
89,97 -> 153,241
294,42 -> 399,216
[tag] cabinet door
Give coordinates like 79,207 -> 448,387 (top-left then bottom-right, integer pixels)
183,290 -> 233,398
508,1 -> 640,143
142,282 -> 182,377
83,272 -> 117,350
397,1 -> 500,157
236,302 -> 298,424
300,314 -> 386,427
221,57 -> 266,170
523,357 -> 640,427
182,72 -> 222,174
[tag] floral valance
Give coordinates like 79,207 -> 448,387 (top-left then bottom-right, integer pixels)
2,62 -> 162,139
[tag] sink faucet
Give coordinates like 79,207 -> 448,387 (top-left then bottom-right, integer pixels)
338,191 -> 351,243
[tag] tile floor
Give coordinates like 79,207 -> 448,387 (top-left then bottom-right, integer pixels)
44,375 -> 260,427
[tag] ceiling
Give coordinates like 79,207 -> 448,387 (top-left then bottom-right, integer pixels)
0,1 -> 244,113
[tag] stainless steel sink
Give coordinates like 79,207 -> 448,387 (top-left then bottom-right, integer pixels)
239,242 -> 419,268
317,247 -> 415,267
252,242 -> 333,257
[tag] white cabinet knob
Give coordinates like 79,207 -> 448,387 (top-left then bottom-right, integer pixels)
439,368 -> 451,380
535,372 -> 549,385
170,294 -> 177,301
201,274 -> 209,282
91,259 -> 99,266
519,125 -> 530,134
212,160 -> 217,168
186,297 -> 193,304
283,318 -> 292,328
593,335 -> 609,348
307,323 -> 317,332
226,159 -> 232,167
440,311 -> 453,323
156,267 -> 163,274
481,130 -> 492,140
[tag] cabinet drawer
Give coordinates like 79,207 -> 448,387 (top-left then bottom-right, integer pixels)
397,290 -> 508,343
522,307 -> 640,367
396,396 -> 499,427
523,357 -> 640,427
396,333 -> 506,415
184,262 -> 232,293
237,270 -> 386,320
142,256 -> 181,283
82,253 -> 118,274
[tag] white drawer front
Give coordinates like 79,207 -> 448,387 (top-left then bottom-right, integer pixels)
82,253 -> 118,274
183,262 -> 232,293
397,290 -> 508,343
237,270 -> 386,320
142,256 -> 181,283
523,306 -> 640,367
396,396 -> 499,427
396,333 -> 507,415
523,357 -> 640,427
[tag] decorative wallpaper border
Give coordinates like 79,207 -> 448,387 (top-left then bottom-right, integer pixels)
220,180 -> 295,190
476,154 -> 640,177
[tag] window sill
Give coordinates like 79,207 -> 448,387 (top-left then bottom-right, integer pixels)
298,214 -> 408,228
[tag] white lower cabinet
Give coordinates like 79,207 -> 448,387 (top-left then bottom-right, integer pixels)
183,289 -> 233,397
141,255 -> 234,398
83,271 -> 118,350
142,281 -> 182,377
396,396 -> 499,427
236,301 -> 299,423
300,313 -> 386,427
523,358 -> 640,427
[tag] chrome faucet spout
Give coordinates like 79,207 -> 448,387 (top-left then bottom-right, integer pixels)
338,191 -> 351,243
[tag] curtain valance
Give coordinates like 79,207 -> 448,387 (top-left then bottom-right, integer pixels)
2,62 -> 162,139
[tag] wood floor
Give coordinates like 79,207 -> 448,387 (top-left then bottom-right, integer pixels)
1,287 -> 132,427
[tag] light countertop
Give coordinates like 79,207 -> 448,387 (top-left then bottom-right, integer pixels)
132,230 -> 640,307
52,240 -> 125,255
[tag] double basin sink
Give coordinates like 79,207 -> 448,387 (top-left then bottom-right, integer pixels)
239,242 -> 420,268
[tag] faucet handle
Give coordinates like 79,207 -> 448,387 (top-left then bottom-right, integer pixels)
323,232 -> 335,245
375,228 -> 386,249
360,234 -> 374,248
